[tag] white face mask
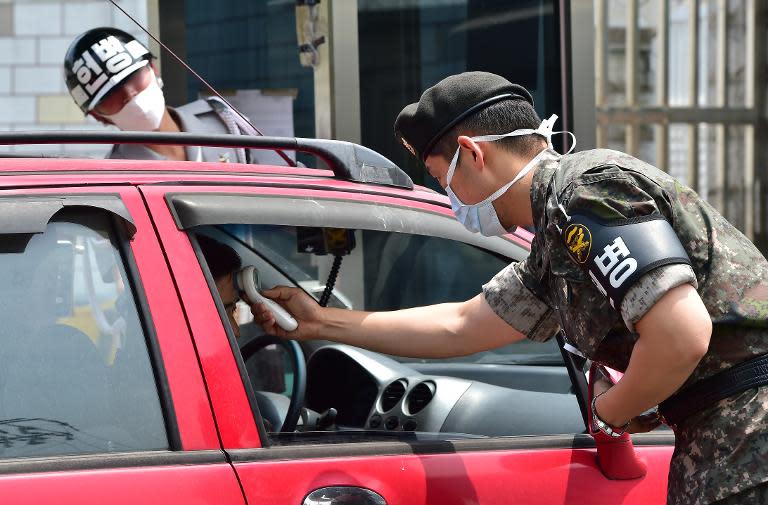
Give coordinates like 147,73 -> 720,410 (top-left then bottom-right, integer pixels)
102,72 -> 166,131
445,114 -> 576,236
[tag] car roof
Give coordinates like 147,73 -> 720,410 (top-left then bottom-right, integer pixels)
0,156 -> 534,248
0,130 -> 535,248
0,131 -> 415,189
0,156 -> 432,197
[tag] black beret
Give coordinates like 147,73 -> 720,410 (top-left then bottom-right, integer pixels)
394,71 -> 534,161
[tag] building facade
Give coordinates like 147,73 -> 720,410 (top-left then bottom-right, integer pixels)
1,0 -> 766,252
0,0 -> 154,157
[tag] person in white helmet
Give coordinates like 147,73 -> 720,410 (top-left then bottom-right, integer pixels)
64,27 -> 287,165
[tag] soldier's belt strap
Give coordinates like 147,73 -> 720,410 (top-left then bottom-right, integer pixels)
561,213 -> 691,309
659,352 -> 768,428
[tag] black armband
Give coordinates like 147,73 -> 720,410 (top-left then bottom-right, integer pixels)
561,213 -> 691,309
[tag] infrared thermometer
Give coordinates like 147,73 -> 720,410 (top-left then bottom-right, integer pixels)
235,266 -> 298,332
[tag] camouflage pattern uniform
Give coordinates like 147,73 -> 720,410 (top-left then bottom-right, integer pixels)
483,148 -> 768,504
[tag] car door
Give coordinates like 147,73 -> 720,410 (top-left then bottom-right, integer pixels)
0,186 -> 244,505
142,182 -> 673,505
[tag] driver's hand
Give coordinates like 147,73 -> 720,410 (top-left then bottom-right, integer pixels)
249,286 -> 323,340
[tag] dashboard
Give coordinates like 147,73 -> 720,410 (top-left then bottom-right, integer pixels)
305,345 -> 585,437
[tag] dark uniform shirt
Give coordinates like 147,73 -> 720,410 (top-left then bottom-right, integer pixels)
483,148 -> 768,504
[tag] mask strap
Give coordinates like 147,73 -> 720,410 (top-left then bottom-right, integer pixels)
537,114 -> 558,144
550,130 -> 577,155
470,114 -> 559,144
471,129 -> 538,143
446,114 -> 576,196
445,145 -> 461,186
472,148 -> 550,206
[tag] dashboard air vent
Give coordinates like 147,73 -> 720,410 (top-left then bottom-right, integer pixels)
406,382 -> 435,415
380,379 -> 407,412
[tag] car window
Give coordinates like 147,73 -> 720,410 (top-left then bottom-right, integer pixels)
0,209 -> 168,458
223,224 -> 561,365
194,222 -> 580,441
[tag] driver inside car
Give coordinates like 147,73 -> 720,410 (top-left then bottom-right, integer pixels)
197,234 -> 287,430
197,234 -> 244,339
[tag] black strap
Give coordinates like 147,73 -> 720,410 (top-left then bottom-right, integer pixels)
659,353 -> 768,427
561,213 -> 691,309
556,332 -> 589,429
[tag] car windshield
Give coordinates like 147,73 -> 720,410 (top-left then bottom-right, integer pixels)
219,223 -> 562,366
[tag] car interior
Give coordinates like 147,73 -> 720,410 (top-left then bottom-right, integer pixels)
195,222 -> 586,444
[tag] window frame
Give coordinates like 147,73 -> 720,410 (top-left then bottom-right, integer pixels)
167,192 -> 531,259
176,190 -> 543,448
187,231 -> 275,446
109,210 -> 181,450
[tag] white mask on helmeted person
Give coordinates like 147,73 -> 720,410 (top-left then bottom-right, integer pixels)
445,114 -> 576,236
102,72 -> 166,132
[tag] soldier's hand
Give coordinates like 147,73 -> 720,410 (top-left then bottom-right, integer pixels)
250,286 -> 323,340
593,375 -> 613,397
625,412 -> 662,434
593,376 -> 662,434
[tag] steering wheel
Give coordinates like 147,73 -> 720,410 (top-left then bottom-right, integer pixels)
239,334 -> 306,432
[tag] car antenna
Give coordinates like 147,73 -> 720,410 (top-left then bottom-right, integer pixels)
105,0 -> 297,167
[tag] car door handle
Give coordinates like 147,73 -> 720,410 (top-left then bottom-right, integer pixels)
303,486 -> 387,505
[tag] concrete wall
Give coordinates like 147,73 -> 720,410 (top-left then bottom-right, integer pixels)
0,0 -> 148,157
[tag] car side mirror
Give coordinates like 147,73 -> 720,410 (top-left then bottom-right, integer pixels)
587,362 -> 647,480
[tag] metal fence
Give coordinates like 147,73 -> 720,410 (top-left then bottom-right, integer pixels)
593,0 -> 766,251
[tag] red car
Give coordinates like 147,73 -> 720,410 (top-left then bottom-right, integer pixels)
0,132 -> 672,504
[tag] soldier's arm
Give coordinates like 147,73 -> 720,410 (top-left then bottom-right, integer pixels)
594,283 -> 711,427
560,165 -> 710,427
254,258 -> 557,358
320,294 -> 527,358
253,289 -> 526,358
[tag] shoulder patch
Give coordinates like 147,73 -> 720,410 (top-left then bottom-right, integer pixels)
564,223 -> 592,264
561,212 -> 691,309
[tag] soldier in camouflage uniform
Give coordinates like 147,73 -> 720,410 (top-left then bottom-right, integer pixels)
251,72 -> 768,504
512,149 -> 768,504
